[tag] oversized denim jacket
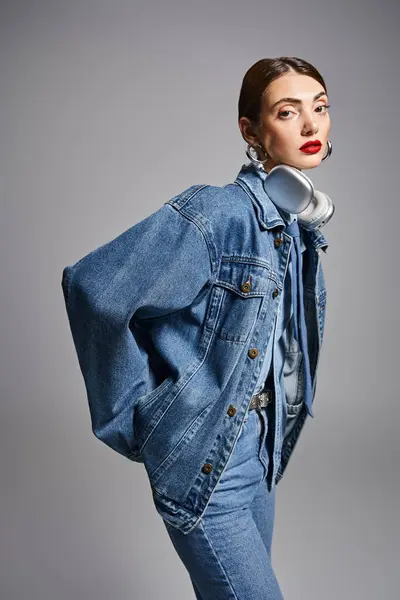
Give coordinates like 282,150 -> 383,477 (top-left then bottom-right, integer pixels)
61,162 -> 329,534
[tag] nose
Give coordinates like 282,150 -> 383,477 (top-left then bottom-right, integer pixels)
302,110 -> 318,135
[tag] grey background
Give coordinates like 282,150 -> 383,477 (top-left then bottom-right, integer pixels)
1,1 -> 399,598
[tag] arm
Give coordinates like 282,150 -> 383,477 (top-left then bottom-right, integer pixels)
61,202 -> 212,460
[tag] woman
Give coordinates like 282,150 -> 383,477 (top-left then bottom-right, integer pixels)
62,56 -> 332,599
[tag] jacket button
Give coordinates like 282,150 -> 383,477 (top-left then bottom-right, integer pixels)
240,278 -> 251,293
227,404 -> 236,417
272,288 -> 279,298
202,463 -> 213,474
274,237 -> 283,248
248,348 -> 259,359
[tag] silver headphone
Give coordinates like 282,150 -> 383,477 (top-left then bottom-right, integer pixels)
245,141 -> 334,231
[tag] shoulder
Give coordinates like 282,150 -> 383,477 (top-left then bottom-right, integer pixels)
165,182 -> 255,229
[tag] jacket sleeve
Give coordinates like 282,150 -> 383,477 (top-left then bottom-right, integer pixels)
61,202 -> 213,461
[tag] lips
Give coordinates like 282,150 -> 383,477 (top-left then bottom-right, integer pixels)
299,139 -> 322,150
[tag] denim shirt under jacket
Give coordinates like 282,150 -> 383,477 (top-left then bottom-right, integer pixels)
61,162 -> 329,535
252,202 -> 308,459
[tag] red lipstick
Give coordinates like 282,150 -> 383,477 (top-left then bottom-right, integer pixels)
299,139 -> 322,154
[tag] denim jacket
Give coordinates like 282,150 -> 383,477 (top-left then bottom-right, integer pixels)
61,162 -> 328,534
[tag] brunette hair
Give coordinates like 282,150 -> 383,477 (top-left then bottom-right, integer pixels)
238,56 -> 328,129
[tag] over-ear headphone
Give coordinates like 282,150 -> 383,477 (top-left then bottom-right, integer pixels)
263,164 -> 335,231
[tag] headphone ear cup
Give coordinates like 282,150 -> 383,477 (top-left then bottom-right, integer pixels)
297,190 -> 333,230
263,164 -> 315,214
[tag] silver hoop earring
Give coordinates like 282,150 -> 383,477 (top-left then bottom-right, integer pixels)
245,143 -> 269,172
321,139 -> 332,161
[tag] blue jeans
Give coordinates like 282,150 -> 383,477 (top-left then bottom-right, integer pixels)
162,404 -> 284,599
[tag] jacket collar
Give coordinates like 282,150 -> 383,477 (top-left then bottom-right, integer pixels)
233,162 -> 329,252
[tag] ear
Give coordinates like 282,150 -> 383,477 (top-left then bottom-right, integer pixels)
238,117 -> 259,147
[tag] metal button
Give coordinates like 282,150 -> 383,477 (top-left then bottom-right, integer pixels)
274,237 -> 283,248
272,288 -> 279,298
202,463 -> 213,474
248,348 -> 258,359
227,404 -> 236,417
240,277 -> 251,293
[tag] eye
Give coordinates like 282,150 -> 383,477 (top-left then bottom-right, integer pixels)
316,104 -> 331,113
278,104 -> 331,119
278,109 -> 295,119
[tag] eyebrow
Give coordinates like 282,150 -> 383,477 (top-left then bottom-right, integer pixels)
270,91 -> 327,110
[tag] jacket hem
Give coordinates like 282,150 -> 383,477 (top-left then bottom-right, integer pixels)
151,487 -> 202,535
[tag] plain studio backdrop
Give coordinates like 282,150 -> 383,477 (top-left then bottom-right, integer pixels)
1,1 -> 399,598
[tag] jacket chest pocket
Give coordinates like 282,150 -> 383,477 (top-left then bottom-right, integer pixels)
212,257 -> 272,343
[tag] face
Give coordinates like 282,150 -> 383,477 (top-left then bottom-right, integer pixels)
239,72 -> 331,173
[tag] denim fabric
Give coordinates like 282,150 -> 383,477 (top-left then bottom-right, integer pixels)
163,405 -> 284,600
252,209 -> 306,444
61,162 -> 329,534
